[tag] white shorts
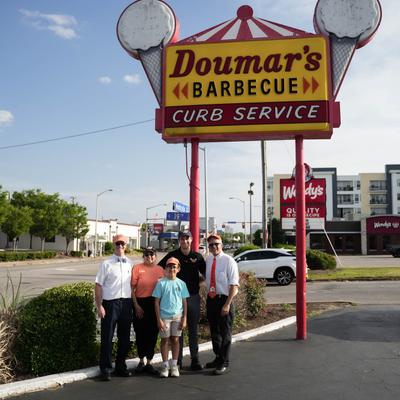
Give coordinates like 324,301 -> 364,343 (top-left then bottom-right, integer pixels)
159,314 -> 182,338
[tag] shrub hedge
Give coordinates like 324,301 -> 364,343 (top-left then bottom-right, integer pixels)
306,249 -> 336,270
16,282 -> 97,376
233,244 -> 260,257
69,250 -> 83,257
0,251 -> 57,262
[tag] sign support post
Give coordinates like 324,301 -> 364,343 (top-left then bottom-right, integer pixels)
295,136 -> 307,340
190,139 -> 200,251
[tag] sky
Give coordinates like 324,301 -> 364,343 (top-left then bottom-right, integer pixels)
1,0 -> 398,230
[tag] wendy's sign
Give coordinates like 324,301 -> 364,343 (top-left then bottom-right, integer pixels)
366,216 -> 400,234
280,178 -> 327,230
161,36 -> 337,142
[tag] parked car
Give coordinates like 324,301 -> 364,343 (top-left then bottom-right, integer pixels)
234,248 -> 296,285
386,244 -> 400,258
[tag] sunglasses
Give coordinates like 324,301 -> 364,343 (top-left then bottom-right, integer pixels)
166,264 -> 179,269
208,242 -> 221,248
115,241 -> 126,246
144,252 -> 155,257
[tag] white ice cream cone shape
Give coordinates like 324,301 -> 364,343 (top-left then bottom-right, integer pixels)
314,0 -> 382,98
117,0 -> 179,105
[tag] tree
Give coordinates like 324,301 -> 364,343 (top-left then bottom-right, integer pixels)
59,202 -> 89,254
253,229 -> 262,246
2,205 -> 32,250
0,186 -> 10,227
12,190 -> 65,251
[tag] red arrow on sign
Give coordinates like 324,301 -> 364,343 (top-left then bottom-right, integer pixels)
303,77 -> 319,93
173,83 -> 189,99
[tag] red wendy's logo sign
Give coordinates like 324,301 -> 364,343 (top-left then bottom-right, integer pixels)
280,178 -> 326,204
280,177 -> 326,230
366,216 -> 400,234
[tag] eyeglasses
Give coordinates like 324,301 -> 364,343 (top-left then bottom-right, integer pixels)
144,253 -> 155,257
208,242 -> 221,248
115,241 -> 126,246
166,264 -> 178,269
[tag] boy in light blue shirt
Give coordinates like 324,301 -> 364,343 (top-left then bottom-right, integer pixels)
153,257 -> 189,378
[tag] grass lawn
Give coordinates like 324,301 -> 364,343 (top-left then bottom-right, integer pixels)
309,267 -> 400,281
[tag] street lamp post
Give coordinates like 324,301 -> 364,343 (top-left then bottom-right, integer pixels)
95,189 -> 113,257
248,182 -> 254,244
146,203 -> 167,247
229,197 -> 246,245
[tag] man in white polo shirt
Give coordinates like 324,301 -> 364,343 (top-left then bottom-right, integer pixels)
95,234 -> 133,381
204,234 -> 239,376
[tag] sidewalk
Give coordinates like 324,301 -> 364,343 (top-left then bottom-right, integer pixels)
3,305 -> 400,400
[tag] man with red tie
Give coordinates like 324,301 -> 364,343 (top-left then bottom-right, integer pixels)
204,234 -> 239,375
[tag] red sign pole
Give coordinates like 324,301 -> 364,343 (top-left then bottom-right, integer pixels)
295,136 -> 307,340
190,139 -> 200,251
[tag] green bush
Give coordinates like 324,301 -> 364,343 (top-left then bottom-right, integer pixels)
233,244 -> 260,257
199,271 -> 266,328
70,250 -> 83,257
0,251 -> 57,262
306,249 -> 336,270
104,241 -> 113,255
16,282 -> 97,376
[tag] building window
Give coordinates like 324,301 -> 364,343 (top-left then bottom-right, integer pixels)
338,194 -> 354,205
397,178 -> 400,187
356,180 -> 360,190
337,181 -> 354,191
369,236 -> 377,250
370,208 -> 386,215
397,193 -> 400,201
370,194 -> 387,204
354,194 -> 360,203
369,180 -> 386,191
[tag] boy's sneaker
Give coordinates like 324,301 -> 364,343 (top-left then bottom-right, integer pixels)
159,366 -> 169,378
170,366 -> 180,378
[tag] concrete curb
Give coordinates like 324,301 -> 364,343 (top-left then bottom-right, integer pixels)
0,316 -> 296,399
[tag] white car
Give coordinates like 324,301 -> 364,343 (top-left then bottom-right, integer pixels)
234,249 -> 296,285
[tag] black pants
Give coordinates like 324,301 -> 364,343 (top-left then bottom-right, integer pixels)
100,298 -> 133,373
206,295 -> 235,367
132,297 -> 159,360
179,293 -> 201,363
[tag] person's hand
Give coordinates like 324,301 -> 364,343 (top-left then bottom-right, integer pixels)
134,304 -> 144,318
221,304 -> 230,317
158,319 -> 166,331
180,317 -> 187,330
97,305 -> 106,319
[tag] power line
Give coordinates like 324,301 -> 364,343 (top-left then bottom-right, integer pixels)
0,118 -> 155,150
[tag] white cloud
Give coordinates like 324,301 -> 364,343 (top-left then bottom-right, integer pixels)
123,74 -> 141,85
98,76 -> 112,85
0,110 -> 14,127
19,9 -> 78,39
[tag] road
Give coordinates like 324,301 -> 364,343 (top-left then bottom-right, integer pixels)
1,254 -> 399,303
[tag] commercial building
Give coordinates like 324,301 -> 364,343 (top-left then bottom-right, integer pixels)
268,164 -> 400,255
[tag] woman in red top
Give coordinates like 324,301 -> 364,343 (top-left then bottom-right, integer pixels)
131,247 -> 165,374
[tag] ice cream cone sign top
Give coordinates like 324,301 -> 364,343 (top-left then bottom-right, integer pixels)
117,0 -> 179,105
314,0 -> 382,98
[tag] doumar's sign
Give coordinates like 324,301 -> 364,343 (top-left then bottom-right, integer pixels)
162,36 -> 334,142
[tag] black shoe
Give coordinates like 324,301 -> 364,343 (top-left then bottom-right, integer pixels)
205,359 -> 219,369
190,358 -> 203,371
114,369 -> 130,377
100,371 -> 111,381
143,364 -> 158,375
135,362 -> 144,373
213,365 -> 229,375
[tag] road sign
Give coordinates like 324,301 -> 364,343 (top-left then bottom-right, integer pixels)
162,36 -> 335,142
166,212 -> 190,221
173,201 -> 190,213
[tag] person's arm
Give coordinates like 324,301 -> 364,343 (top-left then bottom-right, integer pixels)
131,266 -> 144,318
180,298 -> 187,330
221,285 -> 239,316
95,283 -> 106,319
154,297 -> 166,331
